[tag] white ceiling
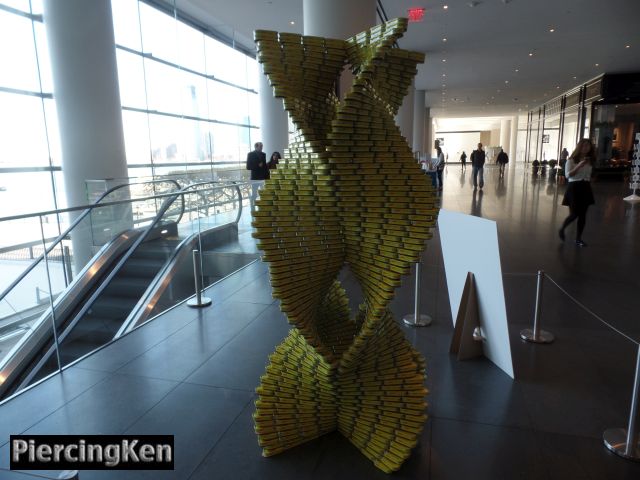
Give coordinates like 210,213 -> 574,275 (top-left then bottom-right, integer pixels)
178,0 -> 640,118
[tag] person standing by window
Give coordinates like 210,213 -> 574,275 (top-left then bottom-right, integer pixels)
268,151 -> 281,171
470,143 -> 486,190
558,139 -> 596,247
246,142 -> 268,210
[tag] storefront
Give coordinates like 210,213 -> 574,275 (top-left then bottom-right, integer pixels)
523,73 -> 640,177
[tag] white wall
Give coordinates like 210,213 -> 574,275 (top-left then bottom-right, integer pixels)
433,132 -> 481,161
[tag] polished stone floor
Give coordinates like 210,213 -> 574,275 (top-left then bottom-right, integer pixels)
1,163 -> 639,479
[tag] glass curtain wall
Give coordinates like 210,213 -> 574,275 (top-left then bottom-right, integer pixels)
110,0 -> 260,183
0,0 -> 62,217
516,114 -> 527,162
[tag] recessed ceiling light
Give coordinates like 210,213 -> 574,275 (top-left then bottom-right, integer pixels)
549,28 -> 555,33
443,5 -> 449,9
442,84 -> 446,87
595,63 -> 599,66
573,76 -> 577,79
442,59 -> 446,62
505,80 -> 509,83
515,68 -> 519,72
528,52 -> 534,57
442,38 -> 447,42
442,73 -> 446,77
625,45 -> 631,48
556,86 -> 560,89
290,21 -> 295,25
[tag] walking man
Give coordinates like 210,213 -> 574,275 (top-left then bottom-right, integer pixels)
471,142 -> 486,189
496,148 -> 509,177
460,150 -> 467,171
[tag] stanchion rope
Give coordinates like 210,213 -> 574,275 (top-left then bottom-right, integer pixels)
544,274 -> 640,346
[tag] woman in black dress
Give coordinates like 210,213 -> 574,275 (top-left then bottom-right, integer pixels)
558,139 -> 596,247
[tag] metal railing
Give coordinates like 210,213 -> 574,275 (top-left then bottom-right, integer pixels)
0,180 -> 250,401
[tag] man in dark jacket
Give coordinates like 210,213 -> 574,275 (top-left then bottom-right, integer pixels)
470,142 -> 486,189
496,148 -> 509,177
246,142 -> 267,210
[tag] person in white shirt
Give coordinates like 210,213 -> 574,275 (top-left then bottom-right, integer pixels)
558,139 -> 596,247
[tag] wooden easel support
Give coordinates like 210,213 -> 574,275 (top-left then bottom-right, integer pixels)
450,272 -> 484,360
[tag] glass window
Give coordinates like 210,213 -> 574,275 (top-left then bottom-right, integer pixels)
208,81 -> 249,124
43,98 -> 61,165
0,171 -> 56,217
111,0 -> 142,51
176,21 -> 205,73
116,49 -> 147,110
33,21 -> 52,93
0,0 -> 30,13
139,2 -> 178,64
247,57 -> 259,92
542,114 -> 560,161
122,109 -> 151,165
0,92 -> 50,167
0,10 -> 40,92
561,109 -> 579,154
205,36 -> 248,87
29,0 -> 43,14
144,59 -> 182,114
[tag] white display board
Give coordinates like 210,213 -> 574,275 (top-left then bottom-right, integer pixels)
438,209 -> 515,379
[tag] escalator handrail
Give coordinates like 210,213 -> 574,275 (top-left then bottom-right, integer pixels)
0,179 -> 180,305
50,182 -> 245,348
0,181 -> 246,398
117,182 -> 245,335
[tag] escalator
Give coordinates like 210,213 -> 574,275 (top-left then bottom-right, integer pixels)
0,180 -> 249,400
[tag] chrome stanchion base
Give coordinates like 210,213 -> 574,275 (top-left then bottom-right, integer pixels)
187,297 -> 212,308
603,428 -> 640,461
403,314 -> 432,327
520,328 -> 554,343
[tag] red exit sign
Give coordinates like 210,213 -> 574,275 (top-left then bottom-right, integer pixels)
408,7 -> 426,22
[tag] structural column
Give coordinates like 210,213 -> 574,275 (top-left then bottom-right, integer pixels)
303,0 -> 376,97
44,0 -> 130,272
510,115 -> 519,161
500,118 -> 511,155
425,108 -> 433,156
44,0 -> 128,208
259,73 -> 289,157
412,90 -> 426,154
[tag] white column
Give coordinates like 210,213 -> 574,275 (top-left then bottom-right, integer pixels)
395,84 -> 414,148
303,0 -> 376,97
425,109 -> 433,156
258,72 -> 289,157
44,0 -> 129,272
44,0 -> 128,208
509,115 -> 518,161
412,90 -> 426,154
500,118 -> 511,154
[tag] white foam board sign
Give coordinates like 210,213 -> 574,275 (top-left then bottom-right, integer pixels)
438,209 -> 515,379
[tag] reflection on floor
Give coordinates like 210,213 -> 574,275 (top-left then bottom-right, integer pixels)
1,164 -> 639,479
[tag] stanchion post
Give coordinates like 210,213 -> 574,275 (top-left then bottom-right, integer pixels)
603,344 -> 640,460
403,262 -> 432,327
187,249 -> 212,308
520,270 -> 554,343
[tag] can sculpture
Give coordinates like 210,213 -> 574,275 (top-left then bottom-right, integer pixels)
252,18 -> 439,473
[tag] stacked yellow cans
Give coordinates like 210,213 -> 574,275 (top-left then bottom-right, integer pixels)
252,17 -> 439,473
